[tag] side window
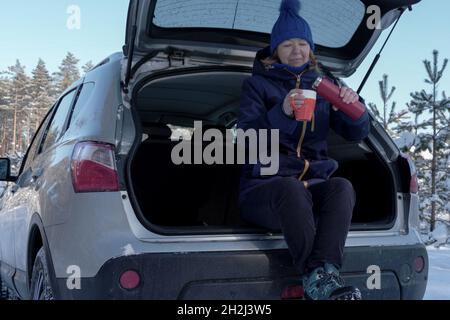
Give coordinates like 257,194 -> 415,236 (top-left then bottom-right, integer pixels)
19,106 -> 55,174
67,82 -> 95,127
40,90 -> 77,153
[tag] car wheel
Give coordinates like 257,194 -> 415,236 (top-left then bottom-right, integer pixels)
0,274 -> 10,300
30,248 -> 54,300
0,273 -> 19,300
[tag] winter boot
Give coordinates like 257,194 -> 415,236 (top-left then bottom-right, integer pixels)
302,263 -> 362,300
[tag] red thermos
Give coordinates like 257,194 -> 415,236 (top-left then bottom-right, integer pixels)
312,77 -> 366,121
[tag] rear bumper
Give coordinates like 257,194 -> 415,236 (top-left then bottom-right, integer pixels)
55,244 -> 428,300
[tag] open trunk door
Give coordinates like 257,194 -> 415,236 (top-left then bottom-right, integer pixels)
122,0 -> 421,89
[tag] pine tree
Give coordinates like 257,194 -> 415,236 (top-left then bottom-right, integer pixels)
82,61 -> 94,74
0,74 -> 10,106
407,50 -> 450,232
367,74 -> 409,138
53,52 -> 80,96
0,74 -> 12,156
30,59 -> 54,135
4,60 -> 32,155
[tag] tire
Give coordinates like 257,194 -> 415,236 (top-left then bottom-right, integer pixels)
0,272 -> 20,300
0,274 -> 10,300
29,248 -> 54,300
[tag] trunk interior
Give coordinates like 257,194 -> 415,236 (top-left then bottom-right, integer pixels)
129,69 -> 396,233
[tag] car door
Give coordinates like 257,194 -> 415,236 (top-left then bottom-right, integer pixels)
0,86 -> 80,298
8,87 -> 80,279
0,104 -> 54,281
28,88 -> 80,230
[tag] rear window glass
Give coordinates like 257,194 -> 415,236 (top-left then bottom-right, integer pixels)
168,125 -> 195,141
153,0 -> 365,48
40,90 -> 77,153
69,82 -> 95,125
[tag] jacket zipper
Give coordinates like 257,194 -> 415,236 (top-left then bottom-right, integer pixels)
299,159 -> 310,181
283,68 -> 313,181
296,121 -> 307,158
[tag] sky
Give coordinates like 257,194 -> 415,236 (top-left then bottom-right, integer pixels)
0,0 -> 449,111
0,0 -> 129,71
345,0 -> 450,113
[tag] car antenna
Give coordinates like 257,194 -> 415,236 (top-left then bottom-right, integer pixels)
357,7 -> 408,94
123,0 -> 140,94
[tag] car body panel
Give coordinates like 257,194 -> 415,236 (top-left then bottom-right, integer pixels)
39,187 -> 423,279
52,245 -> 427,300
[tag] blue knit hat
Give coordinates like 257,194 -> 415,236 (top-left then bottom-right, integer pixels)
270,0 -> 315,55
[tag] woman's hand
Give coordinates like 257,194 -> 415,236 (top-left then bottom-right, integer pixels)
339,87 -> 359,104
283,89 -> 304,117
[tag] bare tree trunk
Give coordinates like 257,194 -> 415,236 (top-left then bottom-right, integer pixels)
26,111 -> 31,148
35,115 -> 39,132
18,127 -> 22,153
430,82 -> 437,232
12,106 -> 17,154
0,117 -> 5,155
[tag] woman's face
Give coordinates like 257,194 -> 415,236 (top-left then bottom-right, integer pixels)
277,38 -> 311,67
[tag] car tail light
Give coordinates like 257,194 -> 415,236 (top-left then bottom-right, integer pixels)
119,270 -> 141,290
410,172 -> 419,194
281,285 -> 304,299
414,256 -> 425,273
401,153 -> 419,194
71,141 -> 119,193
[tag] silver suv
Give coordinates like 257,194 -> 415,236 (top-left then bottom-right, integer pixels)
0,0 -> 427,300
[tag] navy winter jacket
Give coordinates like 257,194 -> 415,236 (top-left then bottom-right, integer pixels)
237,46 -> 370,201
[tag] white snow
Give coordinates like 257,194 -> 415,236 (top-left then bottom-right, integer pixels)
121,244 -> 136,257
430,224 -> 449,247
430,194 -> 444,205
394,131 -> 416,149
423,245 -> 450,300
0,181 -> 6,197
420,149 -> 433,160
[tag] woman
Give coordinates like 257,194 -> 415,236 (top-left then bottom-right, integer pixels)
237,0 -> 369,300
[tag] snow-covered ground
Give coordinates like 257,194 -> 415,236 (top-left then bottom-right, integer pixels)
423,245 -> 450,300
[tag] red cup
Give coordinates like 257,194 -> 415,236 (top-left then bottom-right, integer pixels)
291,90 -> 316,122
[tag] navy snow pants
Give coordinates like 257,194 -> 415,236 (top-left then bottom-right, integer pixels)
238,177 -> 356,275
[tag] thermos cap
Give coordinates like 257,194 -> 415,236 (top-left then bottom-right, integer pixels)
312,76 -> 323,90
